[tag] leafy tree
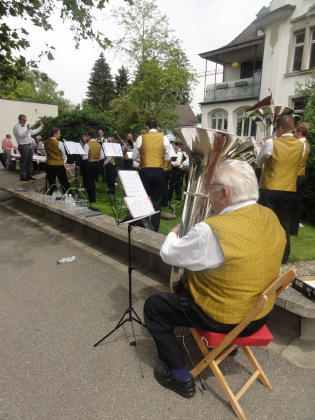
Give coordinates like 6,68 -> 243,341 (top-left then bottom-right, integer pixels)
35,107 -> 112,144
0,0 -> 133,81
109,0 -> 196,132
86,52 -> 115,111
295,69 -> 315,223
114,66 -> 129,97
0,67 -> 75,114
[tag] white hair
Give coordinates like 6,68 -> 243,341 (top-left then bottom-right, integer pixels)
214,159 -> 258,204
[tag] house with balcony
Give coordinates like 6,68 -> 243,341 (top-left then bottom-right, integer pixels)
199,0 -> 315,139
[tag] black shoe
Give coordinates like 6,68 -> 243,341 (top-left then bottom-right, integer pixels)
26,176 -> 36,180
229,347 -> 238,356
20,177 -> 28,181
153,364 -> 196,398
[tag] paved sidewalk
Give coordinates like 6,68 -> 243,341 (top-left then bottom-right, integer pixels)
0,167 -> 314,419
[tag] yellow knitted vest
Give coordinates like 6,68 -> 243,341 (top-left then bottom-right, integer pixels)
298,141 -> 310,176
259,135 -> 303,191
183,204 -> 286,324
140,132 -> 165,169
88,141 -> 101,162
45,138 -> 63,166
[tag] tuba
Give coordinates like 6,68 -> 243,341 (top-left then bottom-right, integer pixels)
246,104 -> 295,140
170,127 -> 255,288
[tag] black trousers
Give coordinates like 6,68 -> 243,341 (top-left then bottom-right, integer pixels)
168,167 -> 183,201
46,164 -> 71,194
144,289 -> 269,370
105,163 -> 117,194
139,167 -> 165,232
85,161 -> 99,202
258,189 -> 295,264
290,175 -> 307,236
162,170 -> 171,206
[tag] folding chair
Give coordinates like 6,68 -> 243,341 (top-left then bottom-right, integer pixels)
189,268 -> 296,420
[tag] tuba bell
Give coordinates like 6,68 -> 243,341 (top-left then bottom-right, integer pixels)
170,127 -> 255,289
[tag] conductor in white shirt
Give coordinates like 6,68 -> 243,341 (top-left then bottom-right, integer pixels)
13,114 -> 44,181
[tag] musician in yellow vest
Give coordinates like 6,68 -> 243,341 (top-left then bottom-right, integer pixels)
143,159 -> 286,398
132,118 -> 171,232
291,122 -> 310,235
82,130 -> 104,203
44,127 -> 70,194
257,115 -> 304,263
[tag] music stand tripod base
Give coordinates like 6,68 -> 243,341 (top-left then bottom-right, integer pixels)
93,220 -> 146,377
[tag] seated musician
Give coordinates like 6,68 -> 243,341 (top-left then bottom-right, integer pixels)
144,159 -> 286,398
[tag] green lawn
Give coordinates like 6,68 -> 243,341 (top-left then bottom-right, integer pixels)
88,179 -> 315,263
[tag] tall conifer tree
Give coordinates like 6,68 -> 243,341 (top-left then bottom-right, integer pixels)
86,53 -> 115,111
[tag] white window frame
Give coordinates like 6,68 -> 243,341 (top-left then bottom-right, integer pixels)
211,110 -> 228,131
309,28 -> 315,69
292,30 -> 305,72
236,109 -> 256,138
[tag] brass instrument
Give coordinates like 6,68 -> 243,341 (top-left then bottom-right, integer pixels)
246,104 -> 295,141
170,127 -> 255,288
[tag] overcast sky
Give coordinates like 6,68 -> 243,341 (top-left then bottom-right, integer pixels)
11,0 -> 270,114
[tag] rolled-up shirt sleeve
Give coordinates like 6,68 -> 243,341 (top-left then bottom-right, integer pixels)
59,142 -> 67,163
82,144 -> 89,160
132,136 -> 142,163
256,139 -> 273,165
160,222 -> 224,271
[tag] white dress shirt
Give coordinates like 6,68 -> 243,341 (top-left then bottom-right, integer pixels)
132,129 -> 171,164
160,201 -> 256,271
13,123 -> 43,146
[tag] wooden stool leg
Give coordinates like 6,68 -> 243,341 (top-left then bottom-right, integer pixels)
242,346 -> 272,389
209,359 -> 247,420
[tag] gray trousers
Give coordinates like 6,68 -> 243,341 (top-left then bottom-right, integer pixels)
18,144 -> 33,178
3,150 -> 12,170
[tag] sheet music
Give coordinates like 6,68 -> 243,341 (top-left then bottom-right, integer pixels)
118,170 -> 148,197
124,196 -> 155,219
103,143 -> 123,157
64,141 -> 86,155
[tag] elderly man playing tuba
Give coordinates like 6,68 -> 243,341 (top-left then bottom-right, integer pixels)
144,159 -> 286,398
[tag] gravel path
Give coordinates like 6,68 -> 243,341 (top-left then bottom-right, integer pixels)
281,260 -> 315,276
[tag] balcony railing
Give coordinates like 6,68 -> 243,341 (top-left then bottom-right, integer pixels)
203,72 -> 261,103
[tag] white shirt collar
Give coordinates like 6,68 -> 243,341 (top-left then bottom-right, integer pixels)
220,200 -> 256,215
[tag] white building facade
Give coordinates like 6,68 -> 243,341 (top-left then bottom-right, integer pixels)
199,0 -> 315,139
0,98 -> 58,146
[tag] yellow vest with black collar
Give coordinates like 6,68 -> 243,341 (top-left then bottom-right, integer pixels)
183,204 -> 286,324
88,141 -> 101,162
259,135 -> 303,192
140,132 -> 165,169
45,138 -> 63,166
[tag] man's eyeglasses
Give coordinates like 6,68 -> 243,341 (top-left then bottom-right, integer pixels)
209,183 -> 224,189
292,130 -> 299,133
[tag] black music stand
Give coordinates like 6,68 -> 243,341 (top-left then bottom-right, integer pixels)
93,213 -> 157,377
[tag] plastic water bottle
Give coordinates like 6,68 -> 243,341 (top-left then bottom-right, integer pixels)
51,190 -> 57,204
57,256 -> 76,264
56,189 -> 62,199
69,195 -> 76,208
65,193 -> 70,209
